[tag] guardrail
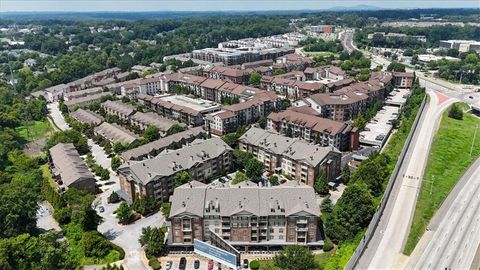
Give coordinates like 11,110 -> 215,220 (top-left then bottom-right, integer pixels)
345,96 -> 427,270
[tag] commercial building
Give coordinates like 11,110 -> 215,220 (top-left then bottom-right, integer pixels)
205,91 -> 280,135
94,122 -> 139,145
267,110 -> 359,151
168,180 -> 322,249
101,100 -> 136,122
70,108 -> 104,126
309,25 -> 335,33
48,143 -> 96,193
439,40 -> 480,53
238,127 -> 341,186
117,137 -> 233,202
191,47 -> 294,66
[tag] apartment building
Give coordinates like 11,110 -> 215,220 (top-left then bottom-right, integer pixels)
70,108 -> 104,126
238,127 -> 341,186
392,72 -> 415,89
297,91 -> 369,122
439,40 -> 480,53
64,92 -> 112,111
101,100 -> 136,122
168,180 -> 321,249
94,122 -> 139,145
205,91 -> 280,135
267,110 -> 359,151
49,143 -> 96,193
130,111 -> 184,134
202,66 -> 251,84
191,47 -> 294,66
64,87 -> 103,101
117,137 -> 233,202
159,73 -> 207,94
137,94 -> 222,127
260,76 -> 324,100
273,54 -> 315,72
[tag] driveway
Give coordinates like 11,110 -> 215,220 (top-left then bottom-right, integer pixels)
47,102 -> 70,131
91,139 -> 166,270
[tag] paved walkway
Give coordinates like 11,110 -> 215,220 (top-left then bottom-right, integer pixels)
47,102 -> 70,131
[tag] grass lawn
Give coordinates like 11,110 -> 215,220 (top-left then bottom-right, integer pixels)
40,163 -> 57,189
301,49 -> 338,58
403,105 -> 480,255
315,248 -> 337,270
15,120 -> 54,142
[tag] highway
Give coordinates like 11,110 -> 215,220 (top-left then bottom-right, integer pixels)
407,157 -> 480,270
356,89 -> 457,269
340,30 -> 356,53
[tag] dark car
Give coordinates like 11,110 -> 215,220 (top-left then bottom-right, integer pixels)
179,257 -> 187,270
194,259 -> 200,269
207,260 -> 214,270
243,259 -> 249,268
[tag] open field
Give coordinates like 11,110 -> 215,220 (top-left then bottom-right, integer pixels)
404,105 -> 480,255
15,120 -> 54,142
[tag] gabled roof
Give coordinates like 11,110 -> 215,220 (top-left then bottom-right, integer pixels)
49,143 -> 95,187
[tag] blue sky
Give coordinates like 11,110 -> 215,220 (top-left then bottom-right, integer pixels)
0,0 -> 478,12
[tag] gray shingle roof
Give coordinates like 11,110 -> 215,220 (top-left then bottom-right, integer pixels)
120,127 -> 205,161
70,109 -> 104,126
118,137 -> 231,185
130,111 -> 184,132
239,127 -> 336,167
101,100 -> 136,116
94,122 -> 139,145
49,143 -> 95,187
170,180 -> 319,218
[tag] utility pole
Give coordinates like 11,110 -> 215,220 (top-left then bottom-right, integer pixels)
470,125 -> 478,156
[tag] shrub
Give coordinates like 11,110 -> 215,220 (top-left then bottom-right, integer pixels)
108,191 -> 121,204
250,260 -> 260,270
82,231 -> 112,258
448,103 -> 463,120
323,238 -> 334,252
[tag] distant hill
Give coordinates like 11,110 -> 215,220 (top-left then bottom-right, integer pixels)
328,5 -> 383,11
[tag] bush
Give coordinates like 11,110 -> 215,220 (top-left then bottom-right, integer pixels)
448,103 -> 463,120
53,207 -> 72,224
160,202 -> 171,218
108,191 -> 121,204
150,259 -> 161,270
82,231 -> 112,258
250,260 -> 260,270
323,238 -> 334,252
133,196 -> 159,216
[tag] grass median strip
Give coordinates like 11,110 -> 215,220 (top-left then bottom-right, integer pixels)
404,104 -> 480,255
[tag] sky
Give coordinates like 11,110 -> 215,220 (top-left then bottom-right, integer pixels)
0,0 -> 478,12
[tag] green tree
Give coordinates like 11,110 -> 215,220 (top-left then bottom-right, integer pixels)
245,158 -> 264,183
320,197 -> 333,212
354,114 -> 366,129
108,191 -> 120,204
273,69 -> 285,75
174,171 -> 192,187
139,226 -> 166,257
341,164 -> 351,184
249,71 -> 262,86
82,231 -> 112,258
268,175 -> 279,186
314,170 -> 330,195
144,125 -> 160,142
387,61 -> 406,72
231,171 -> 248,185
250,260 -> 260,270
116,202 -> 133,225
111,155 -> 121,171
448,103 -> 463,120
166,123 -> 186,136
160,202 -> 171,218
112,141 -> 125,153
133,196 -> 159,216
350,152 -> 390,196
324,183 -> 375,243
273,245 -> 316,270
258,116 -> 267,129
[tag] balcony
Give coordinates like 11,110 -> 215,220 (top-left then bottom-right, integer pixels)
296,219 -> 308,224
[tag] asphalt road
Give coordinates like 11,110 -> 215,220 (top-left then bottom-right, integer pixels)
340,30 -> 355,53
408,157 -> 480,270
356,89 -> 456,269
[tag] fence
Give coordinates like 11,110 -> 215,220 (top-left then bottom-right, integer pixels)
345,96 -> 427,270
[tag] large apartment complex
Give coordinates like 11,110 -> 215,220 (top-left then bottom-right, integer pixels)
117,137 -> 233,202
238,127 -> 341,186
169,180 -> 322,249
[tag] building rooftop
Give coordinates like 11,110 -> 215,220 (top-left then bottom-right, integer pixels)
101,100 -> 136,116
170,180 -> 319,218
120,127 -> 205,161
49,143 -> 95,188
239,127 -> 337,167
159,95 -> 222,114
70,109 -> 104,126
94,122 -> 139,145
118,137 -> 232,185
360,105 -> 400,147
130,111 -> 184,132
64,92 -> 111,107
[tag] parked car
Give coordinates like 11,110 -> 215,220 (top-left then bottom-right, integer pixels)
194,260 -> 200,269
179,257 -> 187,270
243,259 -> 249,268
165,261 -> 173,270
208,260 -> 214,270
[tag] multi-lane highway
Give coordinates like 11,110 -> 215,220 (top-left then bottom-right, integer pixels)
340,30 -> 356,53
356,89 -> 457,269
408,157 -> 480,270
